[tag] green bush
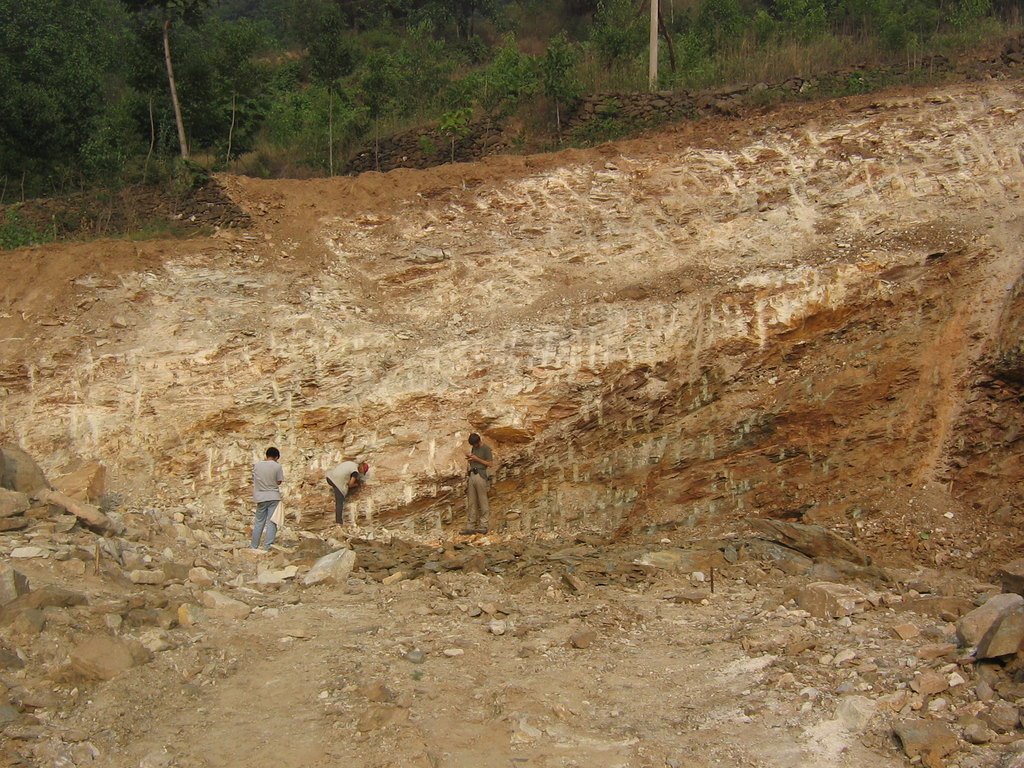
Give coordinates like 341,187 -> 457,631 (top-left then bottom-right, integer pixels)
0,209 -> 56,250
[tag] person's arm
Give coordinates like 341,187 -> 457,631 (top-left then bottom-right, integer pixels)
347,473 -> 361,490
276,466 -> 284,486
466,448 -> 493,468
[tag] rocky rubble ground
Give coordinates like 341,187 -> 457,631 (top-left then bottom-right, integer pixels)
3,443 -> 1024,768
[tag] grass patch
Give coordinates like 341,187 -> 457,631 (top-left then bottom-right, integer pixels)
0,209 -> 56,250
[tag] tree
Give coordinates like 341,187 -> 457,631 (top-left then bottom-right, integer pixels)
439,107 -> 472,163
122,0 -> 209,159
542,33 -> 581,142
590,0 -> 646,70
469,35 -> 539,116
307,5 -> 358,174
0,0 -> 129,193
357,50 -> 403,170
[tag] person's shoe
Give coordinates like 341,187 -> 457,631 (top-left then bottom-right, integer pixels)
475,528 -> 489,535
459,528 -> 476,535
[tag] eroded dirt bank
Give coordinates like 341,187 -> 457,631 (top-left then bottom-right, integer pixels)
0,78 -> 1023,767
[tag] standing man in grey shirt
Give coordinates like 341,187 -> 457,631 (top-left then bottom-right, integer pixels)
251,447 -> 284,550
463,433 -> 493,535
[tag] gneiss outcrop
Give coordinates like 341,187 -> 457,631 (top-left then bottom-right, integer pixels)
1,441 -> 1024,766
1,78 -> 1023,766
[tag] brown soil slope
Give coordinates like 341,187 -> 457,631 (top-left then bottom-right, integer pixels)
0,79 -> 1024,768
2,81 -> 1023,574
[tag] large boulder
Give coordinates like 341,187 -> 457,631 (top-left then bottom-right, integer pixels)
957,593 -> 1024,648
303,549 -> 357,586
992,274 -> 1024,384
0,488 -> 29,518
747,518 -> 870,565
797,582 -> 868,619
52,462 -> 106,503
0,446 -> 50,494
200,590 -> 251,620
0,567 -> 29,607
976,605 -> 1024,659
69,635 -> 152,681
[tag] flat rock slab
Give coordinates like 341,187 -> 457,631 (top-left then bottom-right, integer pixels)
0,488 -> 29,518
797,582 -> 867,619
70,635 -> 152,681
748,518 -> 870,565
957,593 -> 1024,648
200,590 -> 251,620
894,719 -> 958,767
0,445 -> 50,494
303,549 -> 356,586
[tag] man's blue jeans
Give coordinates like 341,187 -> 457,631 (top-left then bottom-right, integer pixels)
251,500 -> 279,549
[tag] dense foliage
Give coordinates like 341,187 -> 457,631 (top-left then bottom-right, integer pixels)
0,0 -> 1018,196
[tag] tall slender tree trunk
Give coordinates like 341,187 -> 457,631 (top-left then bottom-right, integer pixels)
226,92 -> 237,165
163,18 -> 189,159
144,96 -> 156,183
328,88 -> 334,177
658,11 -> 677,72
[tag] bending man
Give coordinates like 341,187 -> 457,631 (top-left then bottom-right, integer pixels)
326,459 -> 369,526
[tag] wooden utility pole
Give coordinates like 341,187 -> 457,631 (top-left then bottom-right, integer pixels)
649,0 -> 659,91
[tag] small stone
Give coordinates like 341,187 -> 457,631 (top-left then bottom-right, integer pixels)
188,567 -> 214,587
302,549 -> 356,586
893,623 -> 921,640
200,591 -> 251,620
797,582 -> 867,619
177,603 -> 206,627
356,683 -> 395,703
381,571 -> 407,586
835,695 -> 876,732
489,620 -> 507,636
356,704 -> 408,732
962,718 -> 993,744
404,649 -> 426,664
910,670 -> 948,696
833,649 -> 857,666
985,700 -> 1020,733
927,697 -> 949,713
957,593 -> 1024,647
570,630 -> 597,649
0,566 -> 29,606
70,635 -> 152,681
893,719 -> 957,765
128,569 -> 166,586
443,648 -> 464,657
10,547 -> 46,559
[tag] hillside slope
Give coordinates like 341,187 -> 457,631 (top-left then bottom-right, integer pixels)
2,80 -> 1023,577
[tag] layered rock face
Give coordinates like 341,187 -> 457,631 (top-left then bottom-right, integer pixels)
1,82 -> 1022,571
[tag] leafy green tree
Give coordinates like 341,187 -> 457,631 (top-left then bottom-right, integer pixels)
439,106 -> 473,162
308,5 -> 359,174
357,49 -> 403,170
0,0 -> 129,193
542,32 -> 581,142
468,35 -> 539,115
425,0 -> 498,39
775,0 -> 827,40
590,0 -> 646,70
203,18 -> 275,162
950,0 -> 993,29
696,0 -> 744,52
